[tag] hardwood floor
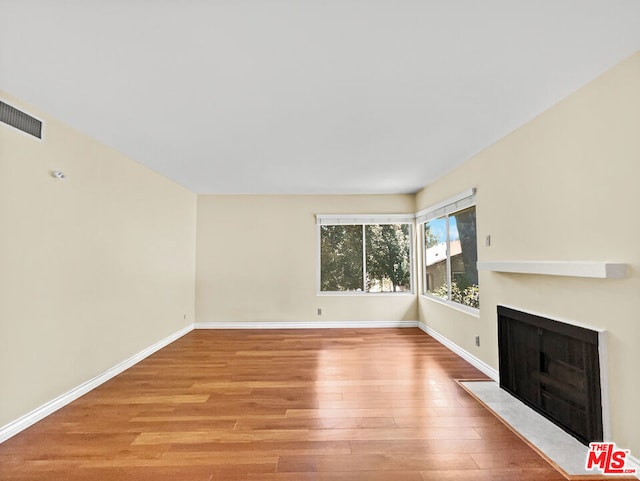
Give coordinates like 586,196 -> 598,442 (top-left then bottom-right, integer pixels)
0,328 -> 594,480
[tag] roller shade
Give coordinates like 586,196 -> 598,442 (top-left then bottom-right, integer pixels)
415,188 -> 476,224
316,213 -> 415,225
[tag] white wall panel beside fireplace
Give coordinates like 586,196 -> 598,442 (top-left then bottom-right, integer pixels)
477,261 -> 628,279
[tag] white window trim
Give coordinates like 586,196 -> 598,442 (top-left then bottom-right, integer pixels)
420,292 -> 480,317
318,291 -> 416,297
316,215 -> 416,295
417,188 -> 479,313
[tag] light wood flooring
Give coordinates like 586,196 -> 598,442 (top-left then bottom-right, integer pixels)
0,328 -> 610,480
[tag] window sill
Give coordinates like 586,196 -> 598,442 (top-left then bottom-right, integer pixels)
318,291 -> 416,297
420,294 -> 480,318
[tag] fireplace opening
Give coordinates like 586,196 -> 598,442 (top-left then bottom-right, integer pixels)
497,306 -> 603,445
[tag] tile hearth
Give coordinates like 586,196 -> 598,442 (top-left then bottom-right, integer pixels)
461,380 -> 619,477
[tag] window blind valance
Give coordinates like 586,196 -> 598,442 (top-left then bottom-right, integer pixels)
415,188 -> 476,224
315,213 -> 415,225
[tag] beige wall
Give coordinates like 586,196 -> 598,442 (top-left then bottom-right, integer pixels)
0,92 -> 197,427
416,52 -> 640,455
196,194 -> 417,324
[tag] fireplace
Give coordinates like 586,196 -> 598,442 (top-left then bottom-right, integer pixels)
497,306 -> 604,445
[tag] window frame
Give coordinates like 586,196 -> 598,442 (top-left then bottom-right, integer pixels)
417,189 -> 480,315
316,214 -> 416,296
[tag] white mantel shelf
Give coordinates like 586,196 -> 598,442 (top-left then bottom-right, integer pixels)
477,261 -> 628,279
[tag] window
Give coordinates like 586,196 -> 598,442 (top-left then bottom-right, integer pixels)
317,215 -> 413,293
418,190 -> 479,309
319,225 -> 364,291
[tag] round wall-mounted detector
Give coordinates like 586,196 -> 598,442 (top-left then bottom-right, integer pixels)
51,170 -> 66,180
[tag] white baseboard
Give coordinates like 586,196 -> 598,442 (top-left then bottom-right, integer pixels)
196,321 -> 499,381
0,320 -> 497,445
627,454 -> 640,479
197,321 -> 499,381
195,320 -> 419,329
0,324 -> 194,444
417,321 -> 499,381
5,319 -> 636,471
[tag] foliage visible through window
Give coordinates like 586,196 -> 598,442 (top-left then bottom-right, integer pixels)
320,224 -> 411,293
424,206 -> 479,308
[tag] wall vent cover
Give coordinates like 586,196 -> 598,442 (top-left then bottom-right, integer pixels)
0,101 -> 43,139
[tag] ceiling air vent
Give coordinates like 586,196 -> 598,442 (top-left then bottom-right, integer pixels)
0,100 -> 43,139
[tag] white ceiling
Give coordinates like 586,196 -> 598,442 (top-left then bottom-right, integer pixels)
1,1 -> 639,194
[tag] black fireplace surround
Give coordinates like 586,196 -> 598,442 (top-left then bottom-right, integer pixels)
497,306 -> 603,445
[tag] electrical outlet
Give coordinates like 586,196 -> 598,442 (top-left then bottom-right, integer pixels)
317,308 -> 322,316
485,235 -> 491,247
475,336 -> 480,347
183,313 -> 187,320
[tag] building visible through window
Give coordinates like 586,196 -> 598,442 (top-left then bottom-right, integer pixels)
420,191 -> 479,309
